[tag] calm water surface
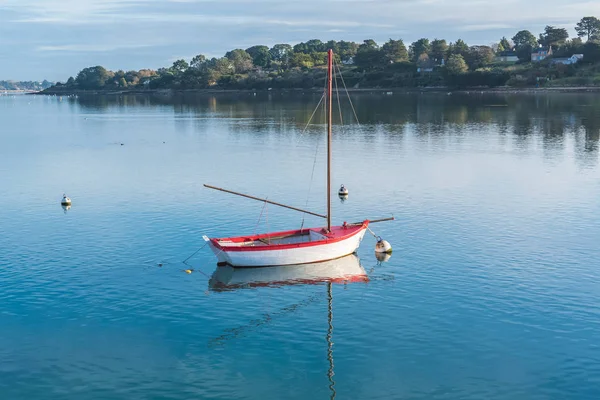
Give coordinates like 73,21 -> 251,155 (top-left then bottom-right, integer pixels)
1,92 -> 600,399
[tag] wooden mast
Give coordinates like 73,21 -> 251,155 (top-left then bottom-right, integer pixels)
327,49 -> 333,232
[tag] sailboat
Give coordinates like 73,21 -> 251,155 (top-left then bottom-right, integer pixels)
204,49 -> 392,268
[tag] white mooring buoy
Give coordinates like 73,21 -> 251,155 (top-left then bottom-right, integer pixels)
338,184 -> 348,196
375,237 -> 392,254
375,252 -> 392,263
61,194 -> 71,206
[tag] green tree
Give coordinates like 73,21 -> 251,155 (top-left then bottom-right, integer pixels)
66,76 -> 75,86
575,17 -> 600,41
582,40 -> 600,62
225,49 -> 253,73
538,26 -> 569,47
448,39 -> 469,57
498,37 -> 512,51
446,54 -> 468,74
75,66 -> 113,89
381,39 -> 408,63
170,59 -> 189,75
245,45 -> 271,68
361,39 -> 379,50
512,30 -> 538,61
118,77 -> 127,87
512,30 -> 538,48
325,40 -> 340,54
429,39 -> 448,64
290,53 -> 314,68
293,39 -> 325,54
269,44 -> 293,63
554,38 -> 585,57
207,57 -> 233,74
409,38 -> 430,62
203,57 -> 234,84
464,46 -> 494,70
337,40 -> 359,62
311,52 -> 329,66
354,40 -> 383,70
417,53 -> 432,69
190,54 -> 207,70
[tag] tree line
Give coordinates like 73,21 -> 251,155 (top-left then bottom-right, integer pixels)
49,16 -> 600,91
1,80 -> 53,91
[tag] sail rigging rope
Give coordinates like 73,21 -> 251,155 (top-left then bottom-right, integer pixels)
334,59 -> 361,126
333,62 -> 345,135
300,73 -> 330,229
300,93 -> 325,136
254,197 -> 269,235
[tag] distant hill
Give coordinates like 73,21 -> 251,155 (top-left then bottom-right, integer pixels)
0,80 -> 54,91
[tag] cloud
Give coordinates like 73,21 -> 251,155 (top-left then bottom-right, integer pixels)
457,24 -> 515,32
35,43 -> 156,52
3,0 -> 600,80
5,0 -> 600,31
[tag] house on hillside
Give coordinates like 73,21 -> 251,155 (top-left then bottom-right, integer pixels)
531,46 -> 553,62
550,54 -> 584,65
496,51 -> 519,63
571,54 -> 584,63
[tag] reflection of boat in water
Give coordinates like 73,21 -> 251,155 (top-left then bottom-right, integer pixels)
209,253 -> 368,291
209,254 -> 368,399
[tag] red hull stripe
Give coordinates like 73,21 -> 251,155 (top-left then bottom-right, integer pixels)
210,221 -> 369,253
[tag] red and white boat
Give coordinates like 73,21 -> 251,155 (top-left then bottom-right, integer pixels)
204,49 -> 391,268
206,221 -> 369,268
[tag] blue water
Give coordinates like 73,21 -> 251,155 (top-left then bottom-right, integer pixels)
1,92 -> 600,399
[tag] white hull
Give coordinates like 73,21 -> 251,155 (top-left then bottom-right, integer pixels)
207,227 -> 367,267
210,254 -> 367,290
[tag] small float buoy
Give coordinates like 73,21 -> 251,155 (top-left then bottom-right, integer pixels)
61,194 -> 71,206
375,237 -> 392,254
184,269 -> 193,274
375,252 -> 392,263
338,184 -> 348,196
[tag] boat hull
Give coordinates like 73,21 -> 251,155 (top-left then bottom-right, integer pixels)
209,254 -> 368,290
206,222 -> 368,267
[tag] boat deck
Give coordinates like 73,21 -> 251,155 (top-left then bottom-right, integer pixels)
216,229 -> 330,247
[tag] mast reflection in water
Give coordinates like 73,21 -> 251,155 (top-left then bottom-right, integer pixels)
209,254 -> 368,399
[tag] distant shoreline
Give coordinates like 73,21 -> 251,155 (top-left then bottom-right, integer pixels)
2,89 -> 39,94
35,86 -> 600,96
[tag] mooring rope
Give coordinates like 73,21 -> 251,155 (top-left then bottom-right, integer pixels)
366,226 -> 381,240
183,241 -> 209,264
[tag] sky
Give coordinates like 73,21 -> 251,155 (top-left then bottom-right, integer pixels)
1,0 -> 599,81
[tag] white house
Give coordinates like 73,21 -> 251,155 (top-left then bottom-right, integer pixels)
550,54 -> 584,65
531,46 -> 553,62
496,51 -> 519,63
